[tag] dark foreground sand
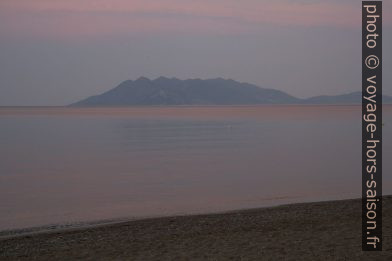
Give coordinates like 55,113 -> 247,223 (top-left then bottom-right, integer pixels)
1,197 -> 391,260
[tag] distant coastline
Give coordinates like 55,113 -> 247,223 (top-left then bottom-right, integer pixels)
70,77 -> 392,107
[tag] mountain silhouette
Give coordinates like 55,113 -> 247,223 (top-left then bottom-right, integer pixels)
70,77 -> 392,106
302,91 -> 392,104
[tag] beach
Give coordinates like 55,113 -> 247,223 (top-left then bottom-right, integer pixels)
1,196 -> 391,260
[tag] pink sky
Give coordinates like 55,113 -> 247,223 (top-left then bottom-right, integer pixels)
1,0 -> 384,38
1,0 -> 391,105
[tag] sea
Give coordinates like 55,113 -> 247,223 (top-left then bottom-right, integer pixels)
0,105 -> 391,230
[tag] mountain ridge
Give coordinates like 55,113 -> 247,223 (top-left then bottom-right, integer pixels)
70,77 -> 392,106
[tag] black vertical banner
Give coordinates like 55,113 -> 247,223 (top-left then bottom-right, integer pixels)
362,1 -> 382,251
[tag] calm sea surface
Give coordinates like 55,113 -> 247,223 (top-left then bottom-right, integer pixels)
1,106 -> 391,230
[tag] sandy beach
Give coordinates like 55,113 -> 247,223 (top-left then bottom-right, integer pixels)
1,196 -> 391,260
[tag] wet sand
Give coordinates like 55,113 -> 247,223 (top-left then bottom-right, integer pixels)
1,196 -> 391,260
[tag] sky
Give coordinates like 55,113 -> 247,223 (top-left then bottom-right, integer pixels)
0,0 -> 391,106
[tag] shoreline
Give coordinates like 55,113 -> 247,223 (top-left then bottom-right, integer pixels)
1,196 -> 391,260
0,196 -> 362,239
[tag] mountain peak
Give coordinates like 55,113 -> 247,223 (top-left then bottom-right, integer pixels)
155,76 -> 168,81
135,76 -> 151,82
69,77 -> 392,106
70,77 -> 299,106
